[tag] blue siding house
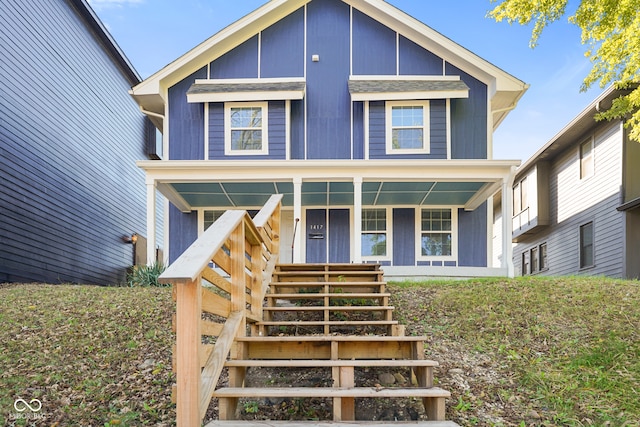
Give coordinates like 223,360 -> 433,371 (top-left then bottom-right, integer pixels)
131,0 -> 527,278
0,0 -> 160,285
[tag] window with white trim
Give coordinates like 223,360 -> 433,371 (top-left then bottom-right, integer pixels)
361,208 -> 388,258
419,208 -> 456,259
580,137 -> 594,179
204,210 -> 225,231
386,101 -> 430,154
580,222 -> 594,268
224,102 -> 268,155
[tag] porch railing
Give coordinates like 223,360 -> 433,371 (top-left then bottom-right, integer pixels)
159,194 -> 282,426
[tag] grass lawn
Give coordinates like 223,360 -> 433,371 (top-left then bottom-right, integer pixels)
1,277 -> 638,426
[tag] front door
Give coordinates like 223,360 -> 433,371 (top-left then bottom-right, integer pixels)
305,209 -> 350,263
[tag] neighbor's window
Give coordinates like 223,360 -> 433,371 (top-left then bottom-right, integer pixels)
580,138 -> 594,179
386,101 -> 430,154
530,246 -> 539,274
580,222 -> 594,268
420,209 -> 453,257
225,102 -> 268,155
513,176 -> 529,215
539,243 -> 548,270
362,209 -> 387,257
522,251 -> 530,275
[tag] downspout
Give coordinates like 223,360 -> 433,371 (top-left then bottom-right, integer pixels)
138,107 -> 165,266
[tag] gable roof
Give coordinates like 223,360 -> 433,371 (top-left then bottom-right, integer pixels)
130,0 -> 527,130
70,0 -> 141,86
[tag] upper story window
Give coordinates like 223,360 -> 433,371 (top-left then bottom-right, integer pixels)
224,102 -> 268,155
361,208 -> 388,258
513,177 -> 528,215
580,137 -> 594,179
419,208 -> 456,260
386,101 -> 430,154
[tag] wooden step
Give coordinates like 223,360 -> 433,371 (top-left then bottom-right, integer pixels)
224,359 -> 438,368
276,263 -> 381,272
274,270 -> 382,276
234,336 -> 426,360
270,281 -> 386,292
273,270 -> 384,283
269,283 -> 386,295
257,320 -> 398,327
263,306 -> 394,312
213,386 -> 450,399
213,387 -> 449,421
207,422 -> 460,427
265,293 -> 390,299
235,335 -> 428,342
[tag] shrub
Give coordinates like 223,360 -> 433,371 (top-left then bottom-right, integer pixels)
127,263 -> 168,287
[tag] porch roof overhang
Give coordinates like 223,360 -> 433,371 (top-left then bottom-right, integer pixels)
348,75 -> 469,101
186,78 -> 306,103
139,159 -> 519,213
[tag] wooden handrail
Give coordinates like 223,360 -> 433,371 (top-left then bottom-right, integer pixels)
160,194 -> 282,425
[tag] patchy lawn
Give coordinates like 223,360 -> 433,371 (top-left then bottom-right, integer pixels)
1,277 -> 638,426
390,277 -> 640,426
0,284 -> 175,426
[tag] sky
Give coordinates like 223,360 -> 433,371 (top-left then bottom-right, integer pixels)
89,0 -> 605,162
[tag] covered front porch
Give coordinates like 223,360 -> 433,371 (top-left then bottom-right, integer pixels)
139,159 -> 519,278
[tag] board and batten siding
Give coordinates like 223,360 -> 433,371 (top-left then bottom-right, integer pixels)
167,0 -> 490,162
0,0 -> 155,285
513,121 -> 625,277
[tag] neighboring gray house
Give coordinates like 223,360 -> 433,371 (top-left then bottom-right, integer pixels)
505,86 -> 640,279
0,0 -> 162,285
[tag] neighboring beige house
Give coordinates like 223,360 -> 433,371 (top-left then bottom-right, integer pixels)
495,86 -> 640,279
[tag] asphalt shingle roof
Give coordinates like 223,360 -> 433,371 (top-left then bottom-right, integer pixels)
187,81 -> 306,96
348,79 -> 469,94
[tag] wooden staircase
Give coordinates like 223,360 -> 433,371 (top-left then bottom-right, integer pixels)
207,263 -> 457,426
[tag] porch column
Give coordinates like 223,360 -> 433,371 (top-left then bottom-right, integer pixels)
145,179 -> 156,266
293,177 -> 303,263
353,177 -> 363,263
502,167 -> 517,277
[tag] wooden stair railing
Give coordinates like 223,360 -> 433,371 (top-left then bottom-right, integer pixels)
160,194 -> 282,426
